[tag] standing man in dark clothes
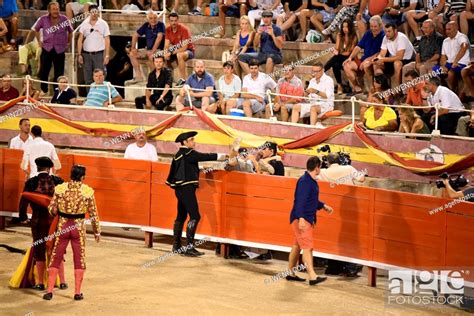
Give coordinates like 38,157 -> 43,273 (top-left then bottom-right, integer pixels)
18,156 -> 67,290
166,131 -> 231,257
287,156 -> 334,285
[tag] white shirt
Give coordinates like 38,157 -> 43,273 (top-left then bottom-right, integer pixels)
307,73 -> 334,112
124,143 -> 158,162
9,134 -> 33,150
428,86 -> 465,113
242,72 -> 277,99
441,31 -> 470,65
218,75 -> 242,100
79,17 -> 110,52
21,137 -> 61,178
381,32 -> 415,61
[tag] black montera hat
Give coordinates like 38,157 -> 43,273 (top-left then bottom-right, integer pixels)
175,131 -> 198,143
35,156 -> 54,168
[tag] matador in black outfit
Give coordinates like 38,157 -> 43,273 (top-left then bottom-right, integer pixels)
166,131 -> 228,257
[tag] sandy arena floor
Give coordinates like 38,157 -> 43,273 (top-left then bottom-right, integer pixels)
0,227 -> 470,316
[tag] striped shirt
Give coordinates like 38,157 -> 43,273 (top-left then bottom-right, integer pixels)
84,81 -> 120,107
446,0 -> 467,14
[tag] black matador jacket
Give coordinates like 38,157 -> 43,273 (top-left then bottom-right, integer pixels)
166,147 -> 218,188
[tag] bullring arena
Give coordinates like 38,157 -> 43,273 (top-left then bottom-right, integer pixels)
1,0 -> 474,315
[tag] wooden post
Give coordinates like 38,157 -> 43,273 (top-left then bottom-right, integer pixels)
0,216 -> 5,230
144,232 -> 153,248
368,267 -> 377,287
220,243 -> 229,258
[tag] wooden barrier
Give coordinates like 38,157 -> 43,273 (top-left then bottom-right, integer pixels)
1,148 -> 473,286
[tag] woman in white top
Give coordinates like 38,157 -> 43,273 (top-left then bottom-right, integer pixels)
217,61 -> 242,115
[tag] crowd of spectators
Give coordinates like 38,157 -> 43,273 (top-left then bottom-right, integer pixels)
0,0 -> 473,137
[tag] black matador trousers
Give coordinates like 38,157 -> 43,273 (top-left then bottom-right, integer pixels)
175,185 -> 201,223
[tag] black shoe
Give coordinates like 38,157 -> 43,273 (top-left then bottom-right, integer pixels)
256,252 -> 272,261
33,284 -> 45,291
184,247 -> 204,257
43,292 -> 53,300
309,276 -> 327,286
172,221 -> 184,252
286,275 -> 306,282
228,252 -> 249,260
59,283 -> 68,290
74,293 -> 84,300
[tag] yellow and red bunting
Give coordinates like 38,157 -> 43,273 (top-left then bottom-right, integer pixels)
353,123 -> 474,174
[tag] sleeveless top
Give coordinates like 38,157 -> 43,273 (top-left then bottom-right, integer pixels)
239,32 -> 255,53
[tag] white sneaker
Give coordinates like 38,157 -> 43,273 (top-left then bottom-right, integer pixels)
315,122 -> 325,129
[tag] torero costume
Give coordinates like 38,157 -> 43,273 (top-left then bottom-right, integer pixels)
16,156 -> 67,290
43,165 -> 101,300
166,131 -> 227,257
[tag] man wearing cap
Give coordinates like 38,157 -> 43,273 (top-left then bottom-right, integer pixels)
18,156 -> 67,291
258,141 -> 284,176
166,131 -> 229,256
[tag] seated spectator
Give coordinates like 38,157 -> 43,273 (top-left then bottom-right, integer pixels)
124,130 -> 158,162
343,15 -> 385,94
374,23 -> 415,87
51,76 -> 77,104
230,15 -> 255,77
0,0 -> 18,50
66,0 -> 91,21
20,78 -> 40,99
273,64 -> 304,121
135,55 -> 173,110
238,10 -> 283,74
106,41 -> 133,98
433,21 -> 470,92
405,1 -> 446,42
321,0 -> 360,37
302,0 -> 339,41
461,63 -> 474,102
163,12 -> 195,87
77,4 -> 111,85
292,62 -> 334,127
247,0 -> 284,27
217,61 -> 241,115
324,18 -> 357,94
434,0 -> 467,32
18,30 -> 41,76
360,94 -> 398,131
216,0 -> 248,38
455,110 -> 474,137
402,19 -> 443,76
460,0 -> 473,35
129,10 -> 165,82
176,60 -> 218,113
381,0 -> 420,30
424,77 -> 466,135
257,141 -> 284,175
84,69 -> 123,107
9,118 -> 32,150
398,107 -> 431,135
0,74 -> 19,101
238,58 -> 277,117
276,0 -> 308,41
172,0 -> 204,15
373,74 -> 394,104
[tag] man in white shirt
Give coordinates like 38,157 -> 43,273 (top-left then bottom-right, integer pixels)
435,21 -> 470,92
124,130 -> 159,162
425,77 -> 466,135
9,118 -> 33,150
238,58 -> 277,117
21,125 -> 61,178
291,62 -> 334,128
77,4 -> 111,85
374,23 -> 415,86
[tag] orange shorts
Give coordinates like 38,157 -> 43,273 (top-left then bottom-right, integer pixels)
291,219 -> 314,249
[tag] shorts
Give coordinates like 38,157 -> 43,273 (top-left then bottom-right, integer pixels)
223,4 -> 240,17
238,52 -> 283,66
290,102 -> 333,118
383,59 -> 413,74
313,9 -> 336,23
70,2 -> 85,16
382,12 -> 408,25
291,219 -> 313,250
237,98 -> 265,114
433,63 -> 466,75
410,10 -> 429,23
184,96 -> 216,108
169,49 -> 195,62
